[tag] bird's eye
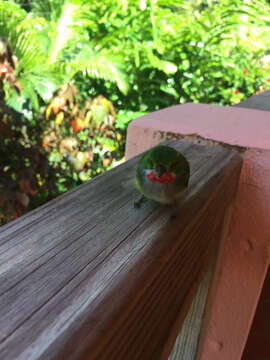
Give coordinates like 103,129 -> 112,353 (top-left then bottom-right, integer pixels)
170,161 -> 178,171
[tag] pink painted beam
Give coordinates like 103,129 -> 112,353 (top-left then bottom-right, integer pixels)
125,103 -> 270,158
125,102 -> 270,360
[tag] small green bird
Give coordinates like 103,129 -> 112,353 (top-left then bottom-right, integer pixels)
135,145 -> 190,206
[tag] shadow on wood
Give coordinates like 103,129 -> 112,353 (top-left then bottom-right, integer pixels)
0,140 -> 243,360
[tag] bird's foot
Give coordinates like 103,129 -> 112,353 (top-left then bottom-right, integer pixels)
170,213 -> 177,221
134,195 -> 146,208
169,202 -> 178,221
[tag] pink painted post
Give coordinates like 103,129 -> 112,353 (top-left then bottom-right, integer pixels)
125,103 -> 270,360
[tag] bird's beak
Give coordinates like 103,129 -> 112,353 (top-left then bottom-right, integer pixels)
155,164 -> 167,178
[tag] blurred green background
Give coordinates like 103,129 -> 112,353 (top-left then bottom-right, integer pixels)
1,0 -> 270,224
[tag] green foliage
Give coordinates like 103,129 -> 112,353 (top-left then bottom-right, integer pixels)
43,84 -> 126,185
3,0 -> 270,110
0,0 -> 130,224
0,0 -> 128,114
77,0 -> 270,111
161,0 -> 270,105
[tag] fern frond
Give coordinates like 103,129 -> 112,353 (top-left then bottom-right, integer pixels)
65,46 -> 129,94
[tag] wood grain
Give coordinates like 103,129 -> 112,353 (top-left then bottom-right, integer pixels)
168,187 -> 235,360
168,258 -> 214,360
0,140 -> 243,360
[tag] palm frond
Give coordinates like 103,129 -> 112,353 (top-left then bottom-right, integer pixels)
0,2 -> 48,71
13,19 -> 49,69
65,46 -> 129,94
45,0 -> 92,65
28,0 -> 65,21
0,1 -> 27,37
21,69 -> 63,101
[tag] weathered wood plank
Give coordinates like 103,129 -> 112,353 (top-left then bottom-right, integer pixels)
168,203 -> 233,360
168,182 -> 235,360
235,89 -> 270,111
0,140 -> 242,360
168,259 -> 214,360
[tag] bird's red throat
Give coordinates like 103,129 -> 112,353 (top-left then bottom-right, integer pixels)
146,170 -> 174,184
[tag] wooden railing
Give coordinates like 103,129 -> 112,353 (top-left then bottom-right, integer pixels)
0,139 -> 242,360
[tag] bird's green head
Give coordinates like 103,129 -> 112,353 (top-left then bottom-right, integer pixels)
138,145 -> 190,185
